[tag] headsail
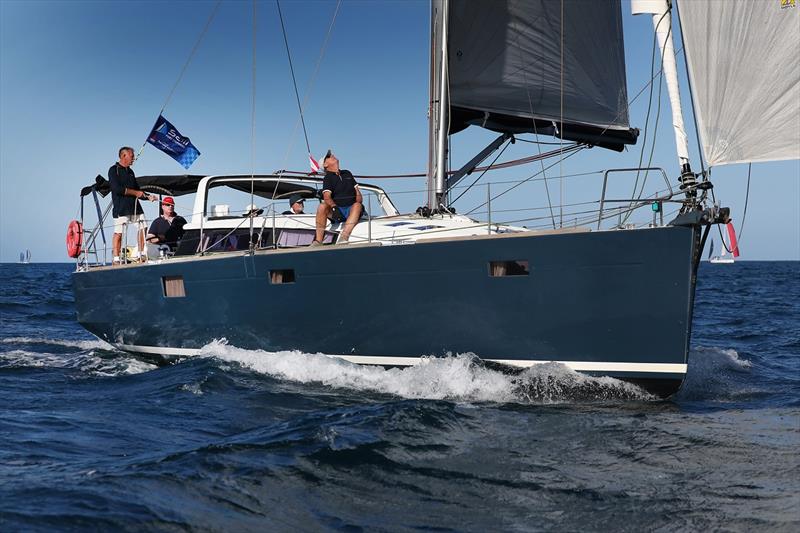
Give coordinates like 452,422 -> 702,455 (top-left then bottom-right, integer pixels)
447,0 -> 638,151
677,0 -> 800,166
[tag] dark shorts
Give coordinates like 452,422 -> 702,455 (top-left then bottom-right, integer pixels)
337,205 -> 353,219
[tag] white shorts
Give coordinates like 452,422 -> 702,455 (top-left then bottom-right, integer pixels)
114,213 -> 146,234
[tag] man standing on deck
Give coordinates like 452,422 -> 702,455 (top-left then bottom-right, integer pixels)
109,147 -> 155,263
312,150 -> 362,245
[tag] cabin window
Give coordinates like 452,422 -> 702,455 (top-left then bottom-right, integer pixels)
162,276 -> 186,297
488,260 -> 529,277
269,269 -> 296,284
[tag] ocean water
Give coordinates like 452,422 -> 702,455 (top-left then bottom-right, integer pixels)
0,262 -> 798,531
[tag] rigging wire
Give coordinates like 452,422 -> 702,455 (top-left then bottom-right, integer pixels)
279,0 -> 342,172
276,0 -> 313,158
249,0 -> 257,248
464,145 -> 584,216
711,163 -> 751,254
621,9 -> 670,225
274,143 -> 581,179
515,137 -> 577,146
137,0 -> 222,158
737,163 -> 752,243
559,0 -> 564,228
159,1 -> 222,115
511,16 -> 557,228
674,0 -> 708,181
639,18 -> 671,195
450,138 -> 512,204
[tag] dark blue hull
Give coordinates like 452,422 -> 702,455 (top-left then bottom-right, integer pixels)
73,227 -> 699,397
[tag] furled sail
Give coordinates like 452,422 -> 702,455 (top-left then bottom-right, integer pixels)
677,0 -> 800,166
447,0 -> 638,151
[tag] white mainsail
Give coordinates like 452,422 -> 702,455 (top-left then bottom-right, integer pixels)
677,0 -> 800,166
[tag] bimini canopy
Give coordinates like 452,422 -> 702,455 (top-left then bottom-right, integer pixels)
447,0 -> 638,151
81,174 -> 321,200
81,174 -> 206,198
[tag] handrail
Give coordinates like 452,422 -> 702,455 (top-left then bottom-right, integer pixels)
598,167 -> 673,230
82,202 -> 113,266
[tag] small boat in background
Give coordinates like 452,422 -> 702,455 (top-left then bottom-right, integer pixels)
708,223 -> 739,264
18,250 -> 31,264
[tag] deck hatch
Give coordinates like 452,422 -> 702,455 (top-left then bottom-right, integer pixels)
489,260 -> 529,277
270,269 -> 296,284
162,276 -> 186,297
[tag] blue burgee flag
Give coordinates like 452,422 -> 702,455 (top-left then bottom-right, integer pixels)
146,115 -> 201,169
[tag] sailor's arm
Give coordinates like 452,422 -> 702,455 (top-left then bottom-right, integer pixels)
124,188 -> 156,201
322,190 -> 336,209
354,185 -> 362,204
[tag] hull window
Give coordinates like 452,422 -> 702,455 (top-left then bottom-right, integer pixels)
162,276 -> 186,297
489,260 -> 529,277
270,269 -> 296,284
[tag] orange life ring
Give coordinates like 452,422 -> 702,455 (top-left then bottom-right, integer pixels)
66,220 -> 83,258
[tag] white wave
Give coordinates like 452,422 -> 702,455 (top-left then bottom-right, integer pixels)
0,349 -> 65,368
679,346 -> 754,400
0,347 -> 155,376
689,346 -> 752,371
81,355 -> 157,376
0,336 -> 115,351
199,340 -> 652,403
512,362 -> 654,402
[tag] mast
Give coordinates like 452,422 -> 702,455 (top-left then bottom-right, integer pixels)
631,0 -> 696,199
427,0 -> 449,211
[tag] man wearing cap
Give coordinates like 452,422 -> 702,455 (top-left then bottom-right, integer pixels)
146,196 -> 187,252
282,193 -> 305,215
109,146 -> 156,263
312,150 -> 362,245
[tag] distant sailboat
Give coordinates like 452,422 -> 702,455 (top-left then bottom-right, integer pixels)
19,250 -> 31,264
709,223 -> 738,264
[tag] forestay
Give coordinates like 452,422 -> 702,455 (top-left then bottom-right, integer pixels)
447,0 -> 637,151
677,0 -> 800,166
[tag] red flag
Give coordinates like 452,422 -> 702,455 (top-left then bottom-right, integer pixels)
309,154 -> 320,173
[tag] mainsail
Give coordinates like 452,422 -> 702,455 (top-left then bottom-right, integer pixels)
446,0 -> 638,151
677,0 -> 800,166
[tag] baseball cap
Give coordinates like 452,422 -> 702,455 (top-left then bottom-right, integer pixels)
162,196 -> 175,205
289,193 -> 305,205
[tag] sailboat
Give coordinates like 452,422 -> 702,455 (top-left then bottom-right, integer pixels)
68,0 -> 798,398
19,250 -> 31,264
708,223 -> 738,264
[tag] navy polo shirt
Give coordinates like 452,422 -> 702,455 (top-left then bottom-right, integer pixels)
322,170 -> 359,207
148,215 -> 187,248
108,163 -> 144,218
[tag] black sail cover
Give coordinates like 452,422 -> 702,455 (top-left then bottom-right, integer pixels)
448,0 -> 637,151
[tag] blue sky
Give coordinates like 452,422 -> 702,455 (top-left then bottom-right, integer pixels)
1,0 -> 798,262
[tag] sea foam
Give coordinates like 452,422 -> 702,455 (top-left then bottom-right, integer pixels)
199,339 -> 654,404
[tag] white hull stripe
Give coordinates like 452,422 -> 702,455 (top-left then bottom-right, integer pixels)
116,344 -> 687,374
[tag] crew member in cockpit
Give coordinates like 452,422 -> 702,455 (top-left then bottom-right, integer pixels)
282,194 -> 305,215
